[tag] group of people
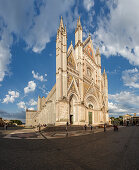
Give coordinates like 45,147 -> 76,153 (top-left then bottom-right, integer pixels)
36,124 -> 47,132
84,124 -> 93,131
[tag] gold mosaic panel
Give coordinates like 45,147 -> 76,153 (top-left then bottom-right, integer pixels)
67,53 -> 76,69
83,82 -> 90,96
67,74 -> 73,88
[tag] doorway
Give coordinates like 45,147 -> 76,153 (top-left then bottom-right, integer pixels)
88,112 -> 92,125
70,115 -> 73,124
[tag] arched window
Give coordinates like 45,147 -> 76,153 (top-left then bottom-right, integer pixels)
88,104 -> 93,109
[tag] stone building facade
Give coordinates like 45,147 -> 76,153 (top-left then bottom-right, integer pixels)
26,17 -> 109,126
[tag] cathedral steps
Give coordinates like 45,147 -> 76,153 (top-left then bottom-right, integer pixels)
41,125 -> 102,132
42,125 -> 85,132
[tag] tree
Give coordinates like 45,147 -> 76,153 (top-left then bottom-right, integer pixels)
10,120 -> 22,125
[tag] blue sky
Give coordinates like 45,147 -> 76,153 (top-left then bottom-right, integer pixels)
0,0 -> 139,122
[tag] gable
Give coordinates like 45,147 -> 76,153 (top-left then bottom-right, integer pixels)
83,37 -> 96,63
67,77 -> 80,100
67,52 -> 76,69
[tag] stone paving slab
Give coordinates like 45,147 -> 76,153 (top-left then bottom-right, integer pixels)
3,128 -> 44,139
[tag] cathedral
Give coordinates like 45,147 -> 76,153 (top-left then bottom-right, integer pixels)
26,17 -> 109,127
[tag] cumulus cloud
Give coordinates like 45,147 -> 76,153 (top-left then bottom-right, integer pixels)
0,31 -> 12,82
25,0 -> 75,53
32,70 -> 47,82
83,0 -> 94,11
108,102 -> 128,114
109,91 -> 139,115
28,107 -> 34,111
93,0 -> 139,66
29,99 -> 37,106
24,81 -> 36,94
0,0 -> 34,82
17,101 -> 26,110
2,90 -> 19,104
122,68 -> 139,88
0,0 -> 76,81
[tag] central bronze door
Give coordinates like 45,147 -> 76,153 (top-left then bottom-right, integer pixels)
88,112 -> 92,125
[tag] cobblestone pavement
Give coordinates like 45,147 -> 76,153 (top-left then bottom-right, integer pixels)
0,126 -> 139,170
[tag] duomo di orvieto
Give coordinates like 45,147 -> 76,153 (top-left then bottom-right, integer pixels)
26,17 -> 109,126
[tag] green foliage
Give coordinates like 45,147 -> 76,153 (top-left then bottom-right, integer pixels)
110,116 -> 123,125
10,120 -> 22,125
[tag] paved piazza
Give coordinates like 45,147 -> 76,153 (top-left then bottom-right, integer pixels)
0,126 -> 139,170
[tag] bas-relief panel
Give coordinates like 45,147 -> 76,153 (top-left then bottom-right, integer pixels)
59,103 -> 68,121
94,111 -> 98,123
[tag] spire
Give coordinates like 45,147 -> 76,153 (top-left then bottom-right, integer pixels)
60,16 -> 64,28
96,47 -> 100,56
103,68 -> 107,78
76,16 -> 82,28
64,24 -> 67,33
78,16 -> 81,26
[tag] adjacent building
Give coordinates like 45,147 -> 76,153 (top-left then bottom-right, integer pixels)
123,113 -> 139,125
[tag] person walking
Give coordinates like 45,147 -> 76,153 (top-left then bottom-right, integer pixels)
90,125 -> 93,131
104,123 -> 106,132
84,124 -> 87,131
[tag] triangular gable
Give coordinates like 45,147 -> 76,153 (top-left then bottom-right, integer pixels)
68,77 -> 80,99
83,36 -> 96,63
84,81 -> 99,100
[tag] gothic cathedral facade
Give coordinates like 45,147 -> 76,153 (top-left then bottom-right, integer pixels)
26,17 -> 109,126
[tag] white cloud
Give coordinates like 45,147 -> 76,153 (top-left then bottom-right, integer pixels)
108,102 -> 127,114
83,0 -> 94,11
29,99 -> 37,106
93,0 -> 139,66
39,84 -> 49,96
0,0 -> 76,81
17,101 -> 26,110
28,107 -> 34,110
24,0 -> 75,53
24,81 -> 36,94
32,70 -> 47,82
0,28 -> 12,82
0,0 -> 34,82
2,90 -> 19,104
122,68 -> 139,88
109,91 -> 139,114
